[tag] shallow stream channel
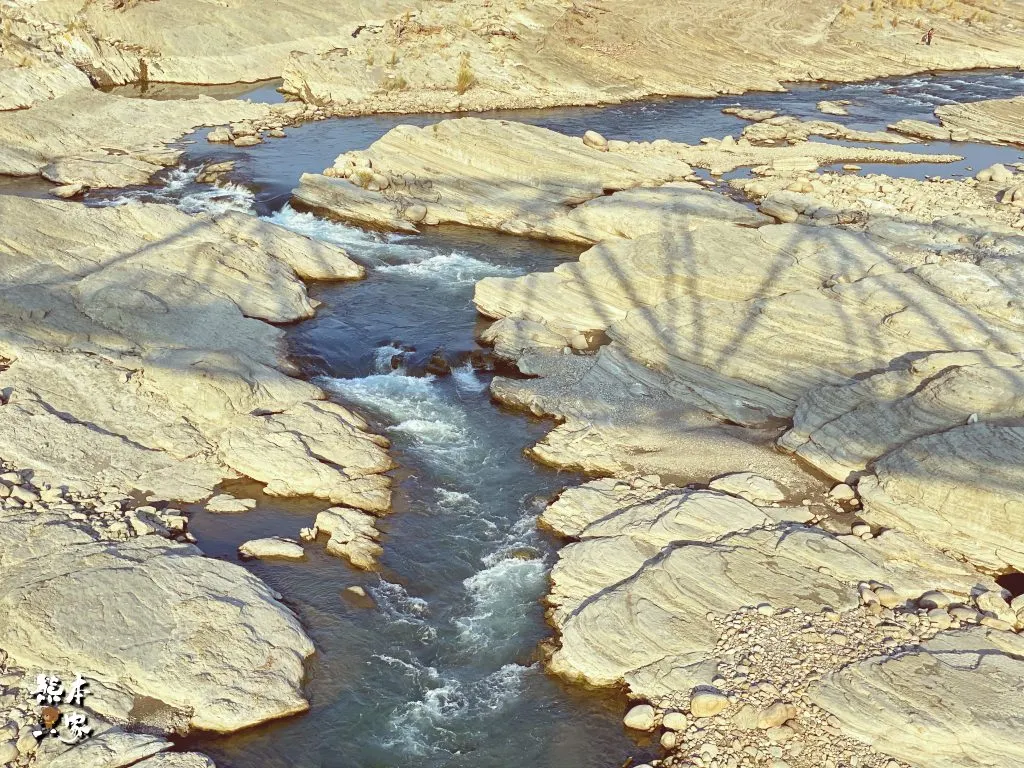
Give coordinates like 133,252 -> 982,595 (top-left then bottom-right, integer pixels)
89,70 -> 1023,768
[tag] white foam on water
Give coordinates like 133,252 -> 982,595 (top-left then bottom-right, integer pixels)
381,663 -> 530,757
163,165 -> 201,192
434,488 -> 479,511
318,372 -> 476,463
370,579 -> 436,644
376,252 -> 522,282
454,556 -> 547,654
177,181 -> 255,215
372,343 -> 408,375
452,362 -> 489,395
391,418 -> 466,443
265,204 -> 442,268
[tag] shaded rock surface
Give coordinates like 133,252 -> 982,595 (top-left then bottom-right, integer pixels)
0,197 -> 391,511
292,118 -> 956,240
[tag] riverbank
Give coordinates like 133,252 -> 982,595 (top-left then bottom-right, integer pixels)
292,112 -> 1024,767
0,12 -> 1023,766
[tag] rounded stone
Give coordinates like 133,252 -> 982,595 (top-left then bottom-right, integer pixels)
662,711 -> 688,731
828,483 -> 856,501
918,590 -> 951,610
690,690 -> 730,718
757,702 -> 798,730
404,204 -> 428,223
583,130 -> 608,151
623,703 -> 657,731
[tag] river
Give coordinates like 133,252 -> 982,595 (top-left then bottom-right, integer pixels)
87,69 -> 1023,768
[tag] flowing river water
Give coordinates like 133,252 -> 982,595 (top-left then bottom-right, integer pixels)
86,70 -> 1024,768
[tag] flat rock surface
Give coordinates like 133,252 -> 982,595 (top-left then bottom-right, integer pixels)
5,0 -> 416,87
0,509 -> 315,733
279,0 -> 1024,114
0,88 -> 269,186
812,628 -> 1024,768
545,480 -> 997,703
0,197 -> 391,510
314,507 -> 383,569
293,118 -> 956,239
239,536 -> 305,560
936,96 -> 1024,146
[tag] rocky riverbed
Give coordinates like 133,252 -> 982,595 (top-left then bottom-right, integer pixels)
2,2 -> 1024,767
291,104 -> 1024,767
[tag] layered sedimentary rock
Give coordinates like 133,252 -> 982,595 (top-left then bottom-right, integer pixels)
280,0 -> 1024,114
858,424 -> 1024,573
0,196 -> 392,511
0,509 -> 314,733
3,0 -> 416,88
936,96 -> 1024,146
0,192 -> 398,763
0,44 -> 91,110
544,476 -> 1021,766
0,88 -> 274,187
733,166 -> 1024,230
812,628 -> 1024,768
544,478 -> 1002,702
292,118 -> 956,240
780,352 -> 1024,482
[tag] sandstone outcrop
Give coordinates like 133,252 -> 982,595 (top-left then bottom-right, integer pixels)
279,0 -> 1024,115
292,118 -> 956,241
543,477 -> 1015,767
543,477 -> 1002,694
936,96 -> 1024,146
4,0 -> 416,88
312,507 -> 383,569
0,196 -> 392,511
733,167 -> 1024,230
811,628 -> 1024,768
0,508 -> 314,733
239,536 -> 306,560
0,88 -> 271,188
0,44 -> 91,110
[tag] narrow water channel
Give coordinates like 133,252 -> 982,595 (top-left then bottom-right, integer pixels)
89,69 -> 1023,768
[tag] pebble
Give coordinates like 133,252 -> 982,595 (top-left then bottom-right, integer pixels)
623,703 -> 657,731
917,590 -> 951,610
662,711 -> 688,731
583,130 -> 608,151
690,690 -> 731,718
828,483 -> 856,501
756,702 -> 798,729
851,522 -> 871,538
873,586 -> 901,609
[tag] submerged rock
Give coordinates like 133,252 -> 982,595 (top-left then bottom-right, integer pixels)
239,537 -> 305,561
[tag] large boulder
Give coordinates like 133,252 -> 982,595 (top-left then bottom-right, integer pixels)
0,510 -> 314,733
